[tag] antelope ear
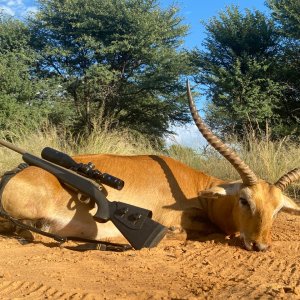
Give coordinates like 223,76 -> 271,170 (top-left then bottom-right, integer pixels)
281,195 -> 300,215
199,181 -> 242,199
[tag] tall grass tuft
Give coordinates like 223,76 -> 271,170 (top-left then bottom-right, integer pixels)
167,133 -> 300,198
0,125 -> 70,173
75,118 -> 157,156
0,121 -> 157,174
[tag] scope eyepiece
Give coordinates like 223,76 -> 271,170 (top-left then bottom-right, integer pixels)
41,147 -> 125,190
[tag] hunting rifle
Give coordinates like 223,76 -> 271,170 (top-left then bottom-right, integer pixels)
0,140 -> 167,250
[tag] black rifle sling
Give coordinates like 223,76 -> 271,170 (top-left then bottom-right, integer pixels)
0,164 -> 130,251
0,164 -> 64,240
0,139 -> 167,250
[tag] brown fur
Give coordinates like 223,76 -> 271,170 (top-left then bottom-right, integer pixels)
1,153 -> 299,251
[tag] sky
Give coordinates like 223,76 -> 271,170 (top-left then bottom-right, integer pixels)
0,0 -> 269,49
0,0 -> 269,148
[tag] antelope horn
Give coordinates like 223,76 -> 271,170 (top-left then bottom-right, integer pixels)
274,168 -> 300,191
187,80 -> 258,186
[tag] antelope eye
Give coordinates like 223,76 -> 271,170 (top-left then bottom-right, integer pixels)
239,197 -> 250,207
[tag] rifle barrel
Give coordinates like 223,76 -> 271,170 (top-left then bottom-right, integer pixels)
0,139 -> 26,155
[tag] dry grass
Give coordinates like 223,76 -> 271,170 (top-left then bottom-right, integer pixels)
1,126 -> 300,198
0,124 -> 157,173
167,134 -> 300,198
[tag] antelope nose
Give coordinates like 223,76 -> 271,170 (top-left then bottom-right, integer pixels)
253,242 -> 269,252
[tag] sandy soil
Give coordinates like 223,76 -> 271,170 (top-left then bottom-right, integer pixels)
0,212 -> 299,300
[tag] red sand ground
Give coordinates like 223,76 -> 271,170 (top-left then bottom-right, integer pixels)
0,212 -> 299,299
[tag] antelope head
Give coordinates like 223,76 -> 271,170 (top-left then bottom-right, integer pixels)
187,81 -> 300,251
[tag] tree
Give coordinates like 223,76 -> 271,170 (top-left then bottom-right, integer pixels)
191,6 -> 297,139
0,14 -> 44,134
0,13 -> 29,53
29,0 -> 191,140
267,0 -> 300,39
0,13 -> 75,136
266,0 -> 300,137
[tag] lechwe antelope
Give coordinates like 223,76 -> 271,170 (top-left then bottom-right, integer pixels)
0,81 -> 300,251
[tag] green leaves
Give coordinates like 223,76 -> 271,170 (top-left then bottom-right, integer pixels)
192,5 -> 299,140
0,14 -> 30,54
0,14 -> 76,135
2,1 -> 298,142
267,0 -> 300,39
204,7 -> 278,58
28,0 -> 191,140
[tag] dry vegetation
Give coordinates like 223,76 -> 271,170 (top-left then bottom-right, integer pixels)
0,124 -> 157,173
168,133 -> 300,199
0,127 -> 300,299
1,126 -> 300,198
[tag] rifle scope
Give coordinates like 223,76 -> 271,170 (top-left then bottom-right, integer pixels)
41,147 -> 124,190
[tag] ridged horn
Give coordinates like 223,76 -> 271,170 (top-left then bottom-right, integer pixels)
274,168 -> 300,191
187,80 -> 258,186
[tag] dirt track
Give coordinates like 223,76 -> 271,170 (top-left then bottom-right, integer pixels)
0,212 -> 299,300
